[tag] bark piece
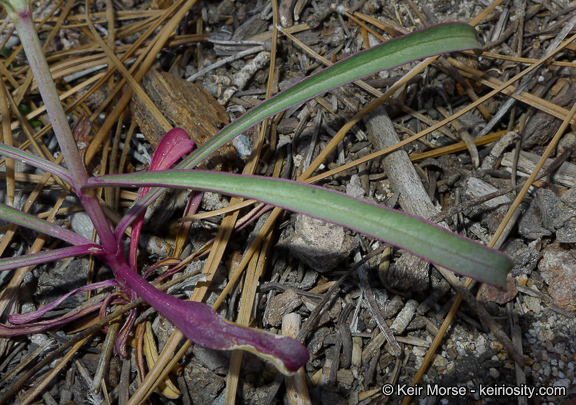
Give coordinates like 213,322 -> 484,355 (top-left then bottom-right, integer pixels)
265,289 -> 302,327
501,150 -> 576,188
522,81 -> 576,148
131,69 -> 235,169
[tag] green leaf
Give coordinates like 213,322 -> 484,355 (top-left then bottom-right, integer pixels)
119,23 -> 482,237
178,23 -> 481,171
87,171 -> 512,288
0,203 -> 96,246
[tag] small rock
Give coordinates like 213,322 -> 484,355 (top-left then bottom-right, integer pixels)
69,211 -> 95,240
503,238 -> 539,276
523,295 -> 542,315
539,244 -> 576,310
560,187 -> 576,209
346,174 -> 365,198
519,199 -> 552,240
265,289 -> 302,327
281,214 -> 358,273
557,218 -> 576,243
477,276 -> 517,304
536,189 -> 574,231
184,360 -> 225,404
232,134 -> 251,157
489,367 -> 500,379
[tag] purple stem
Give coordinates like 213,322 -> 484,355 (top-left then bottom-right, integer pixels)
104,251 -> 309,373
0,244 -> 103,272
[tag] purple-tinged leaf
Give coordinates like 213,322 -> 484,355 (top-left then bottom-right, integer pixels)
0,143 -> 73,184
88,171 -> 512,288
0,244 -> 103,272
108,257 -> 309,374
0,202 -> 100,247
129,128 -> 195,269
8,280 -> 118,324
0,302 -> 105,337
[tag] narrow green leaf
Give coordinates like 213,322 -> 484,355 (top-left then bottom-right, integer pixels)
0,203 -> 96,246
0,143 -> 73,184
178,23 -> 480,171
87,171 -> 512,288
118,23 -> 482,236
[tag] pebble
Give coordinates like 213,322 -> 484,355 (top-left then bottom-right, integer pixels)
489,368 -> 500,379
476,276 -> 518,304
538,244 -> 576,310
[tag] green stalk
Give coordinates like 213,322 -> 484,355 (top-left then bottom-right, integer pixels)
4,1 -> 117,252
7,4 -> 87,187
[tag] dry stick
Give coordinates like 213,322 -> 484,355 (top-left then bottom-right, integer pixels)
357,265 -> 402,357
89,321 -> 120,393
282,313 -> 312,405
364,106 -> 445,292
186,46 -> 265,83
